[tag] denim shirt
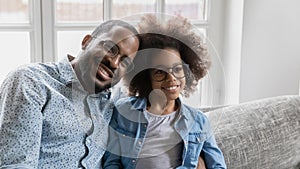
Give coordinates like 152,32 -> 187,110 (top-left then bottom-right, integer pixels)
103,97 -> 226,169
0,57 -> 113,169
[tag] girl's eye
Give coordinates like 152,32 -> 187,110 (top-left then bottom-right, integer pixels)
154,69 -> 165,74
174,67 -> 183,73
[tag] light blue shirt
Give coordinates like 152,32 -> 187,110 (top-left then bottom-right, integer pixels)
103,97 -> 226,169
0,57 -> 113,169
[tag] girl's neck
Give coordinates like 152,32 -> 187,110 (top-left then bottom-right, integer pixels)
147,100 -> 178,115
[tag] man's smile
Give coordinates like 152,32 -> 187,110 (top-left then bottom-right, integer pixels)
97,63 -> 114,80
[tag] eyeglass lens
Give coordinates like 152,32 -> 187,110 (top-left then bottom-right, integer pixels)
119,57 -> 134,73
102,41 -> 119,57
151,64 -> 187,81
96,40 -> 134,73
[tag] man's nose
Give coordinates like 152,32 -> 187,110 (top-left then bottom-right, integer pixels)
109,55 -> 121,69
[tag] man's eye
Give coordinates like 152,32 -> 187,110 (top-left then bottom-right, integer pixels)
106,48 -> 114,55
103,45 -> 113,52
120,57 -> 131,66
103,42 -> 118,55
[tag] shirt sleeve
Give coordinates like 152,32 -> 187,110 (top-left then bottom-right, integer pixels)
102,108 -> 123,169
0,68 -> 47,168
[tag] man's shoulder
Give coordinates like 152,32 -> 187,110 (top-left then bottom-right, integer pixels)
10,62 -> 58,76
4,62 -> 56,82
0,62 -> 65,93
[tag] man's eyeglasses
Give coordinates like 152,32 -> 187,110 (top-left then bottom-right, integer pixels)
93,38 -> 134,73
98,40 -> 120,57
150,63 -> 189,82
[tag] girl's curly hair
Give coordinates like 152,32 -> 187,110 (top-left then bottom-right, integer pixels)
123,14 -> 211,98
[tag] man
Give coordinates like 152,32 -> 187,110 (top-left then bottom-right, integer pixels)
0,20 -> 139,169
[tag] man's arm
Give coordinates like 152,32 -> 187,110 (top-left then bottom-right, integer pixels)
0,69 -> 45,168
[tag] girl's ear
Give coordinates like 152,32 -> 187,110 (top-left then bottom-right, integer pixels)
81,34 -> 92,50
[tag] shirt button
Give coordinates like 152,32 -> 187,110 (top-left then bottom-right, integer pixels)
86,139 -> 91,144
144,124 -> 147,128
122,134 -> 126,137
138,141 -> 142,145
132,160 -> 136,163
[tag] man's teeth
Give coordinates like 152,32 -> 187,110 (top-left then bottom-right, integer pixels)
165,86 -> 178,90
99,67 -> 109,77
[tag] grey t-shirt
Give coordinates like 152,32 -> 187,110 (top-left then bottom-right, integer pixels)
135,110 -> 183,169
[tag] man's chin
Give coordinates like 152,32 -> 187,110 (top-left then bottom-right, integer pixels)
95,81 -> 117,93
94,76 -> 122,93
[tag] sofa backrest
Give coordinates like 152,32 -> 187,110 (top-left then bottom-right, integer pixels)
205,95 -> 300,169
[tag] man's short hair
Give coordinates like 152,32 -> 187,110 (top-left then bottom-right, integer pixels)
91,20 -> 139,37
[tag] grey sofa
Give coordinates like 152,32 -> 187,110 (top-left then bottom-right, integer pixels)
204,95 -> 300,169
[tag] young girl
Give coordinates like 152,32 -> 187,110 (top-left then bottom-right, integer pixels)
103,14 -> 226,169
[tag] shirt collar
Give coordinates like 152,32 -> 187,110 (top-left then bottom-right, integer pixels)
131,97 -> 148,110
130,97 -> 191,120
177,99 -> 192,120
57,55 -> 80,87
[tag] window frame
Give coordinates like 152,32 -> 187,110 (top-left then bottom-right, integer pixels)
0,0 -> 212,107
0,0 -> 210,63
0,0 -> 43,62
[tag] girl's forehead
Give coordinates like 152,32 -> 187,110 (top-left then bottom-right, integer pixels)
150,48 -> 182,66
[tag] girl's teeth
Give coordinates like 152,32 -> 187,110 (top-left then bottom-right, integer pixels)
165,86 -> 177,90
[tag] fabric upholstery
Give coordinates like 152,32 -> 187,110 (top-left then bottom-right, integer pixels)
205,95 -> 300,169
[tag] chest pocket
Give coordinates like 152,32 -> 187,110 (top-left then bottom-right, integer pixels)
115,125 -> 137,137
114,126 -> 140,158
187,132 -> 207,160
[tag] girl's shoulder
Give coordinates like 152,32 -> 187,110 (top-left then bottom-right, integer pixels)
181,103 -> 209,122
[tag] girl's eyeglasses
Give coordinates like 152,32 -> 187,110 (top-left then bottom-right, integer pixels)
150,63 -> 189,82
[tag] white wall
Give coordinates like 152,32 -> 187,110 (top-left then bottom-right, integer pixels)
219,0 -> 300,105
239,0 -> 300,102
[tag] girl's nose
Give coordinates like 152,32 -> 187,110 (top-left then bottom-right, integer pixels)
165,72 -> 177,81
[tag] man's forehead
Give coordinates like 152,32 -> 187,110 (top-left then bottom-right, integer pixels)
100,26 -> 137,43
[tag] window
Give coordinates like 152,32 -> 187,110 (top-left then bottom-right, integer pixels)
0,0 -> 41,83
0,0 -> 210,107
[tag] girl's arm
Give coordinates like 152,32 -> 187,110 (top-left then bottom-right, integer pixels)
201,119 -> 227,169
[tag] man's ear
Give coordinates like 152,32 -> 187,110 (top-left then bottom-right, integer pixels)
81,35 -> 92,50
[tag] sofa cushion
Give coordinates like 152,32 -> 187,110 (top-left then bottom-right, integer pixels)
205,95 -> 300,169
